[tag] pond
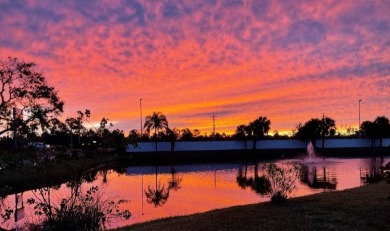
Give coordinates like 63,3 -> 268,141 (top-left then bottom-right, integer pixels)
0,156 -> 388,230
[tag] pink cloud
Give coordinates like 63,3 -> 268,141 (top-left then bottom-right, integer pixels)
0,0 -> 389,135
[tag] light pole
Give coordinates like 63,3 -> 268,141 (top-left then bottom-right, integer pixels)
140,98 -> 143,139
212,114 -> 217,140
359,99 -> 361,137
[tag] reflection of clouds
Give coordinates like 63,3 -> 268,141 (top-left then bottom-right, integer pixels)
0,0 -> 389,133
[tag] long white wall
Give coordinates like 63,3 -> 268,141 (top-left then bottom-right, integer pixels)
126,138 -> 390,152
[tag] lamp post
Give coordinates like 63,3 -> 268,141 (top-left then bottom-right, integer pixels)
140,98 -> 143,140
359,99 -> 361,137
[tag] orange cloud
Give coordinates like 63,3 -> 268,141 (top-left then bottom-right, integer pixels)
0,0 -> 389,135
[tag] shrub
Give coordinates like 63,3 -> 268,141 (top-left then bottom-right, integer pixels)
263,162 -> 301,204
26,186 -> 131,231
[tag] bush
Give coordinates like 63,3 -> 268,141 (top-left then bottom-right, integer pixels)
26,186 -> 131,231
263,162 -> 301,204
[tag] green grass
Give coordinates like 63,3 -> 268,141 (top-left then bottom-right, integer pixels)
115,182 -> 390,231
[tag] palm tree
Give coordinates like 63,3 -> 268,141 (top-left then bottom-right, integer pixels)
144,112 -> 169,152
250,116 -> 271,150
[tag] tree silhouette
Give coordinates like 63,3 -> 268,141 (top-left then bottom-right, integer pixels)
180,128 -> 193,141
144,112 -> 168,152
361,116 -> 390,148
165,127 -> 178,151
250,116 -> 271,150
361,120 -> 377,147
235,124 -> 247,149
0,57 -> 64,142
295,118 -> 322,147
295,116 -> 336,148
374,116 -> 390,147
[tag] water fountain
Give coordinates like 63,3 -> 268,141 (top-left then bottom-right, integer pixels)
303,141 -> 322,164
306,141 -> 316,160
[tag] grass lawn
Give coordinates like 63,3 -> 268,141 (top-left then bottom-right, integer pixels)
116,182 -> 390,231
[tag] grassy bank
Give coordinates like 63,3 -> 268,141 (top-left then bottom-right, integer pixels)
116,182 -> 390,231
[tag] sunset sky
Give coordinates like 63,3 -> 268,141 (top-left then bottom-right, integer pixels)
1,0 -> 389,135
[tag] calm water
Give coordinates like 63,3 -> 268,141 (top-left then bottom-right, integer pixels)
1,156 -> 388,230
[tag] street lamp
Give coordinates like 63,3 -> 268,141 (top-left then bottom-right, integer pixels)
359,99 -> 362,137
140,98 -> 143,140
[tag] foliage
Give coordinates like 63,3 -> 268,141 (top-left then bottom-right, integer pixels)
143,112 -> 168,136
26,186 -> 131,231
0,57 -> 64,138
180,128 -> 193,141
234,116 -> 271,149
263,162 -> 301,204
361,116 -> 390,147
1,151 -> 131,230
295,116 -> 336,147
144,112 -> 169,151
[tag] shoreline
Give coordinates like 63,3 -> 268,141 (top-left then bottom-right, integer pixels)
115,181 -> 390,230
1,147 -> 388,197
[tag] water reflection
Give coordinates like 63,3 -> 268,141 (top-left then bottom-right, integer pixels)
250,163 -> 271,195
236,163 -> 249,189
168,166 -> 182,191
144,166 -> 170,207
300,165 -> 337,190
360,157 -> 385,183
2,157 -> 390,229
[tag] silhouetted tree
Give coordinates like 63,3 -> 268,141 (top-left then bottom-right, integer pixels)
295,118 -> 323,147
193,129 -> 200,138
0,57 -> 64,144
180,128 -> 193,141
250,116 -> 271,150
128,129 -> 139,148
235,124 -> 248,149
144,112 -> 168,152
374,116 -> 390,147
361,116 -> 390,148
361,120 -> 377,147
166,127 -> 178,151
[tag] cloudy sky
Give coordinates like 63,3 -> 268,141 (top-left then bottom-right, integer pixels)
1,0 -> 389,135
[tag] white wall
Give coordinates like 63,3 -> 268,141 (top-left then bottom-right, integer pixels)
126,138 -> 390,153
